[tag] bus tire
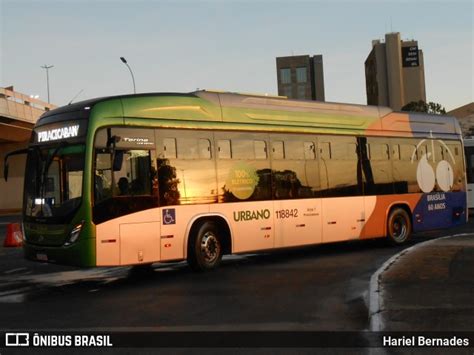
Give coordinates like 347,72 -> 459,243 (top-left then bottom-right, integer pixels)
387,208 -> 412,245
188,221 -> 223,271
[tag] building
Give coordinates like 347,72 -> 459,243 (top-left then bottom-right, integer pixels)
0,86 -> 56,214
365,32 -> 426,111
276,55 -> 325,101
448,102 -> 474,137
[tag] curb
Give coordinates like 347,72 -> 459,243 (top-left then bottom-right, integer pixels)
368,233 -> 474,331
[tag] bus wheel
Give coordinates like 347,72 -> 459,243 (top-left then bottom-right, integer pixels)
387,208 -> 412,245
188,221 -> 223,271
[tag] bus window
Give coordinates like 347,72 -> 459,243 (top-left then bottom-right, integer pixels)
163,138 -> 177,159
254,140 -> 267,160
199,139 -> 212,159
232,140 -> 254,159
437,144 -> 445,160
285,140 -> 304,160
365,138 -> 393,195
304,142 -> 316,160
176,138 -> 212,160
272,141 -> 285,160
319,142 -> 331,160
392,145 -> 401,160
418,144 -> 428,159
177,138 -> 198,159
400,144 -> 417,161
319,136 -> 360,196
114,150 -> 152,196
370,143 -> 390,160
218,140 -> 231,159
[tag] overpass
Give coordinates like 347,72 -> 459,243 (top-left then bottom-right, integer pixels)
0,86 -> 56,214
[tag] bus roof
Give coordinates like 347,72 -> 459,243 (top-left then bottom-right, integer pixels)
38,90 -> 462,139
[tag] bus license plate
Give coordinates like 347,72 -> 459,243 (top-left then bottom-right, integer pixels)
36,253 -> 48,261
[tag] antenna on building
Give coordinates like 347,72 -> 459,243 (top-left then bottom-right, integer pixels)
390,16 -> 393,32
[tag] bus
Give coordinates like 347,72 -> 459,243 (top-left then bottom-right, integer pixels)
4,91 -> 468,270
465,137 -> 474,209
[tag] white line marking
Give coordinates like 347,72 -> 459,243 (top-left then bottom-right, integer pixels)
4,267 -> 28,274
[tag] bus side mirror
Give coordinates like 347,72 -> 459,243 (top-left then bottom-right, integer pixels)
113,150 -> 124,171
106,135 -> 121,150
3,148 -> 30,182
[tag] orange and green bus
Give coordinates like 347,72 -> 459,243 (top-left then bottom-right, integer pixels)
4,91 -> 468,270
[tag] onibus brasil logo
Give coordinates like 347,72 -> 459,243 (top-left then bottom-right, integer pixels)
412,134 -> 456,193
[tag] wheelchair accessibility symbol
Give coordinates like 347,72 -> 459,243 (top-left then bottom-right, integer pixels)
163,209 -> 176,225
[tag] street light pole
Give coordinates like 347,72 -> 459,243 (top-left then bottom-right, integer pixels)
120,57 -> 136,94
41,64 -> 54,103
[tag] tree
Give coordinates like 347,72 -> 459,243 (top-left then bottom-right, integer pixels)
401,100 -> 447,115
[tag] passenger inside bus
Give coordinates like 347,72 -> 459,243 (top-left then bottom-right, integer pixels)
118,177 -> 129,195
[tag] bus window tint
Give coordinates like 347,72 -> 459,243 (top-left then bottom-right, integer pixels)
216,133 -> 271,202
304,142 -> 316,160
446,142 -> 466,191
393,139 -> 420,193
95,150 -> 112,202
271,136 -> 319,199
232,140 -> 254,159
272,141 -> 285,159
114,150 -> 152,196
254,140 -> 268,160
365,139 -> 394,195
319,136 -> 360,197
163,138 -> 177,159
93,147 -> 157,223
199,139 -> 212,159
156,131 -> 217,206
392,145 -> 401,160
218,140 -> 231,159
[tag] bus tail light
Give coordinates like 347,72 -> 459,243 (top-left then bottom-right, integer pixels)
65,221 -> 84,245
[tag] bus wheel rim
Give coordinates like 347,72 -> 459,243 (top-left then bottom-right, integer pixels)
392,216 -> 407,241
200,232 -> 219,263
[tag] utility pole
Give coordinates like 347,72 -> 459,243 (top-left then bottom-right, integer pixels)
41,64 -> 54,103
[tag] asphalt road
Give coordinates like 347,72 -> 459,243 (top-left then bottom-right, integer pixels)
2,217 -> 471,333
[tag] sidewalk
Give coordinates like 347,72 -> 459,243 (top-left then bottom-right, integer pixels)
370,224 -> 474,331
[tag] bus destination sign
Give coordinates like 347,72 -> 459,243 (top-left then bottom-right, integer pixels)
37,125 -> 80,142
34,121 -> 85,143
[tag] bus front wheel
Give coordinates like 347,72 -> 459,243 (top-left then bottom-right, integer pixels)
387,208 -> 412,245
188,221 -> 223,271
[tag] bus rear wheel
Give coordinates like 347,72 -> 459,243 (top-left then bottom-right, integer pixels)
188,221 -> 223,271
387,208 -> 412,245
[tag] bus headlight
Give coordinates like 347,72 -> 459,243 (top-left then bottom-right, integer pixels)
66,221 -> 84,245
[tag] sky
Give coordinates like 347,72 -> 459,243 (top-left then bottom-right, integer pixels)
1,0 -> 472,111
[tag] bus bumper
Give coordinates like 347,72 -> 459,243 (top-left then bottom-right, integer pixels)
23,238 -> 96,267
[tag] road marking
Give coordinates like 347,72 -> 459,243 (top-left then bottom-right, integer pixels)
368,232 -> 474,332
4,267 -> 28,274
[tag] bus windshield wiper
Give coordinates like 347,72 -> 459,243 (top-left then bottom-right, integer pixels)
44,141 -> 69,174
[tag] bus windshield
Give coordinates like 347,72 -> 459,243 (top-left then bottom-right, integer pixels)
24,144 -> 85,222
